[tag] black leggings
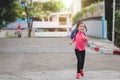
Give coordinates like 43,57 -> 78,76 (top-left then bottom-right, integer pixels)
75,49 -> 85,73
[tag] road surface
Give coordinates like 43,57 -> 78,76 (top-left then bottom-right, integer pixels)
0,38 -> 120,80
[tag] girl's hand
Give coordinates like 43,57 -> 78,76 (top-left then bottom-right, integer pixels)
82,32 -> 87,40
83,35 -> 87,40
70,41 -> 73,45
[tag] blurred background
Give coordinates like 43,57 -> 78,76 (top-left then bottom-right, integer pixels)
0,0 -> 120,48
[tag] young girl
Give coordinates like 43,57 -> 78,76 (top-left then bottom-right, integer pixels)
70,21 -> 88,79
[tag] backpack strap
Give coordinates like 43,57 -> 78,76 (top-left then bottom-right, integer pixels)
70,29 -> 78,39
83,32 -> 86,36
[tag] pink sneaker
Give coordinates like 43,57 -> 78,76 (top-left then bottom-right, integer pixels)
76,73 -> 81,79
80,70 -> 84,76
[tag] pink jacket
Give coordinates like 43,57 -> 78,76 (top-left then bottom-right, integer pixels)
73,32 -> 88,51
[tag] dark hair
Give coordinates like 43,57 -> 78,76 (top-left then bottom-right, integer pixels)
76,21 -> 87,32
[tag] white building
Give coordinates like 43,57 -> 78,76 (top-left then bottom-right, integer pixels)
32,12 -> 72,37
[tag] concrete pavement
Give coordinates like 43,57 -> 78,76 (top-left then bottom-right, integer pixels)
0,37 -> 120,80
88,36 -> 120,55
0,70 -> 120,80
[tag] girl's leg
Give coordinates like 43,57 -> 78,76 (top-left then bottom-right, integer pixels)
75,49 -> 82,73
80,50 -> 85,70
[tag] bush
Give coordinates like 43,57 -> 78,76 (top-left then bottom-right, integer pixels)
115,10 -> 120,48
72,2 -> 102,23
115,10 -> 120,32
5,32 -> 15,38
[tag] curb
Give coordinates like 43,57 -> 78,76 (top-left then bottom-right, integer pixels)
87,41 -> 120,55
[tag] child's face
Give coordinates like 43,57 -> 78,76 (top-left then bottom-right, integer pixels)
77,23 -> 85,32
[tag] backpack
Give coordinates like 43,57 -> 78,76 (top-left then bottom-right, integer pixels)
70,28 -> 86,39
70,28 -> 78,39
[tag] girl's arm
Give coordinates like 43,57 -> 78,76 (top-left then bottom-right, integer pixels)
83,36 -> 88,44
70,39 -> 74,45
82,32 -> 88,44
85,37 -> 88,44
70,37 -> 76,45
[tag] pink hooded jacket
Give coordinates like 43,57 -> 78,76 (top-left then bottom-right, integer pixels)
73,32 -> 88,51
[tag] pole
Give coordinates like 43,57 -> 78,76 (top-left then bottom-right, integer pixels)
25,5 -> 31,37
20,0 -> 32,37
103,0 -> 107,39
112,0 -> 116,44
24,1 -> 32,37
102,1 -> 106,39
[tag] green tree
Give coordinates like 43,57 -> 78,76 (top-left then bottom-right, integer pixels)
115,10 -> 120,32
29,0 -> 64,20
82,0 -> 103,8
115,10 -> 120,47
0,0 -> 24,28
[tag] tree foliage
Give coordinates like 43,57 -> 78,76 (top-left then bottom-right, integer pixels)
72,2 -> 102,24
115,10 -> 120,47
82,0 -> 103,8
115,10 -> 120,32
29,0 -> 64,20
0,0 -> 24,28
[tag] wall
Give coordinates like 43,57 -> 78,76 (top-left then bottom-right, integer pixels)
7,22 -> 27,29
0,30 -> 28,38
35,32 -> 69,37
85,21 -> 102,38
72,20 -> 107,38
51,15 -> 57,21
33,21 -> 71,37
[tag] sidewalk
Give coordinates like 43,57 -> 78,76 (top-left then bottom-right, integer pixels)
88,36 -> 120,55
0,38 -> 120,80
0,70 -> 120,80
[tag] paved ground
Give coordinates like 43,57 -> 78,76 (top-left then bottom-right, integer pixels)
88,36 -> 119,49
0,38 -> 120,80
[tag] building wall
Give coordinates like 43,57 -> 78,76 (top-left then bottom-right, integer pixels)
33,21 -> 71,37
35,32 -> 69,37
51,15 -> 57,22
33,12 -> 72,37
72,20 -> 107,38
72,0 -> 81,15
